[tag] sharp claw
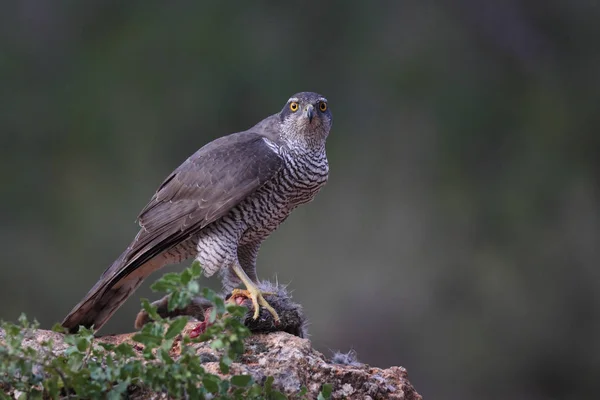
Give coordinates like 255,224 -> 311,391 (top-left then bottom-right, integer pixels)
231,288 -> 280,322
258,294 -> 280,323
250,292 -> 260,320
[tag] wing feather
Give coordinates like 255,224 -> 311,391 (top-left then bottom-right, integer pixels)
62,117 -> 284,332
105,129 -> 283,286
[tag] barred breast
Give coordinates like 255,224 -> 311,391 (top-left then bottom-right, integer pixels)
194,144 -> 328,278
237,145 -> 329,244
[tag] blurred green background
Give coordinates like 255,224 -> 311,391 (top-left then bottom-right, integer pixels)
1,1 -> 599,399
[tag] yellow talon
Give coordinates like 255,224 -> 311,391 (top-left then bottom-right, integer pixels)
230,262 -> 280,322
231,288 -> 280,322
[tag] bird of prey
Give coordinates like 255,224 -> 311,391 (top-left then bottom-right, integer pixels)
62,92 -> 332,333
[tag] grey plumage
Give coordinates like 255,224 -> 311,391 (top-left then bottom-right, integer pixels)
62,92 -> 332,333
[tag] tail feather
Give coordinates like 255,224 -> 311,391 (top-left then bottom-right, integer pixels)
62,253 -> 164,333
61,277 -> 144,333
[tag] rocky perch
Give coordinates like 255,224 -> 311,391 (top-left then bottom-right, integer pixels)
3,285 -> 421,399
1,323 -> 421,400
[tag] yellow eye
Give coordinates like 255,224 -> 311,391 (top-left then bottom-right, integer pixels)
319,102 -> 327,112
289,102 -> 299,112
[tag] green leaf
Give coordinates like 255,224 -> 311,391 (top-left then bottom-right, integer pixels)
158,348 -> 173,364
187,280 -> 200,294
270,390 -> 288,400
115,343 -> 137,358
51,323 -> 67,333
17,313 -> 29,328
190,260 -> 202,277
0,392 -> 13,400
76,326 -> 96,338
226,304 -> 247,318
98,342 -> 115,351
219,357 -> 230,374
165,317 -> 187,340
317,383 -> 333,400
209,307 -> 218,323
2,321 -> 20,337
297,386 -> 308,398
168,291 -> 192,311
150,272 -> 181,292
108,380 -> 130,400
66,352 -> 85,370
186,385 -> 200,398
219,379 -> 231,394
245,384 -> 263,396
180,268 -> 192,285
140,298 -> 162,322
43,376 -> 60,399
230,374 -> 253,387
132,332 -> 162,348
15,392 -> 27,400
211,338 -> 224,350
76,337 -> 90,352
264,375 -> 274,394
213,296 -> 226,314
202,375 -> 220,393
167,292 -> 180,311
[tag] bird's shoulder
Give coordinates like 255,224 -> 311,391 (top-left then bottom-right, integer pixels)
136,115 -> 284,227
176,113 -> 282,171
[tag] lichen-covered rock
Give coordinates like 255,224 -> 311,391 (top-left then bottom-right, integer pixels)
2,324 -> 421,400
152,323 -> 420,399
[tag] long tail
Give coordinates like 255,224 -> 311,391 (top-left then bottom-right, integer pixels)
61,251 -> 164,333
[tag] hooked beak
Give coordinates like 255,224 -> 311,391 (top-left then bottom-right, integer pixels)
306,104 -> 314,123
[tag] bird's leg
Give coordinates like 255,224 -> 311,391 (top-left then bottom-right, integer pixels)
230,263 -> 280,323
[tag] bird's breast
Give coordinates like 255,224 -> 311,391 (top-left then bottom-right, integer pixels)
279,150 -> 329,205
234,150 -> 328,244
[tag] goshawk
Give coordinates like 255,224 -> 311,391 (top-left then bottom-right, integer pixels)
62,92 -> 332,332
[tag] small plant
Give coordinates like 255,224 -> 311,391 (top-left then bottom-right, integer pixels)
0,262 -> 333,399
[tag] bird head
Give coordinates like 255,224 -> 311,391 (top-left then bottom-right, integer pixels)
279,92 -> 332,147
